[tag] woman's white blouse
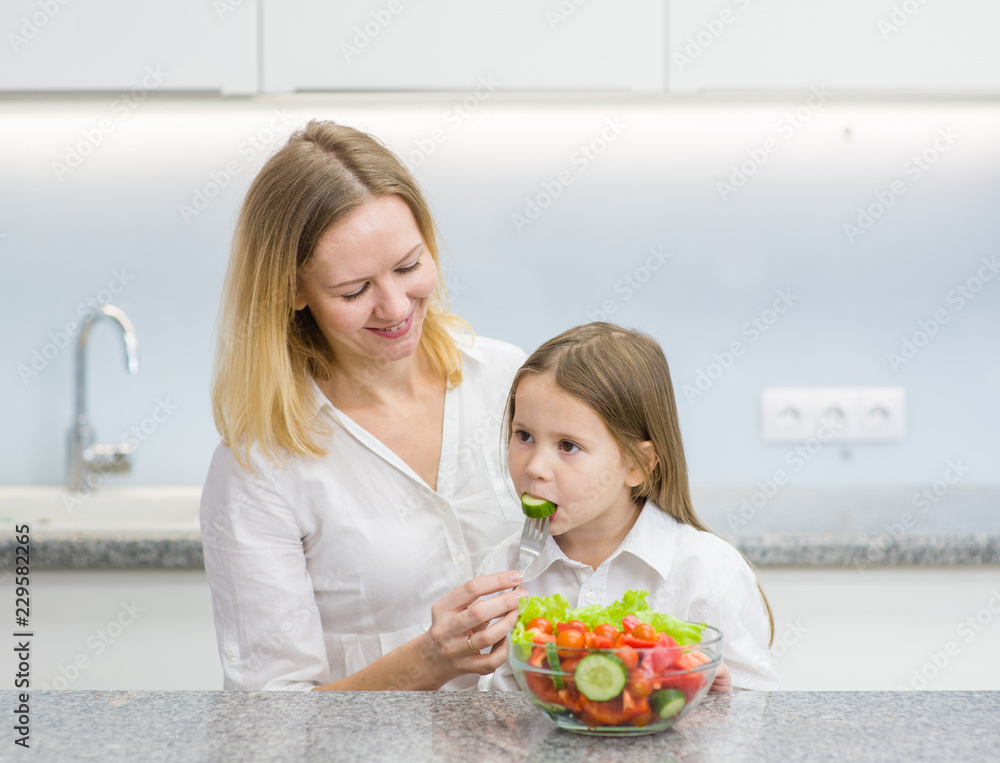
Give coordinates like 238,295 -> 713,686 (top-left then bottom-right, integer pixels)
200,334 -> 527,690
480,501 -> 783,691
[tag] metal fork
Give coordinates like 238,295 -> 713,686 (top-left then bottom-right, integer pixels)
517,516 -> 550,573
479,515 -> 550,692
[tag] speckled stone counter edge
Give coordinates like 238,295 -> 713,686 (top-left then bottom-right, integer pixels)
4,690 -> 1000,763
1,534 -> 998,569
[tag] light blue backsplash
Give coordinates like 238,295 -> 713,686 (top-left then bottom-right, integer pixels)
2,96 -> 998,488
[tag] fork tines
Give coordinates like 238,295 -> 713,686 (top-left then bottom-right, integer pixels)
517,516 -> 549,573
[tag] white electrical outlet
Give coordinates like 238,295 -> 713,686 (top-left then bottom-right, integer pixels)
761,387 -> 905,442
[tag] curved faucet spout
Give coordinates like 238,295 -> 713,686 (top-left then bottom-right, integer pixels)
67,305 -> 140,492
74,305 -> 140,426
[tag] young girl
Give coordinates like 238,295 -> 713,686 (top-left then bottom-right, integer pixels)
481,322 -> 782,691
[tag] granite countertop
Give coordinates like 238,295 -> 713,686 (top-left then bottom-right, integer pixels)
1,487 -> 997,568
6,690 -> 999,762
4,532 -> 999,569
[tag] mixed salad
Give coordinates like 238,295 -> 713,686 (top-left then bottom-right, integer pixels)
510,590 -> 717,729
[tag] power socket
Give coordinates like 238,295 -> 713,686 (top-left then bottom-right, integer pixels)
761,387 -> 906,442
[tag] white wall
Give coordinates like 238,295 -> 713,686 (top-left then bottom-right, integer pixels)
2,97 -> 999,489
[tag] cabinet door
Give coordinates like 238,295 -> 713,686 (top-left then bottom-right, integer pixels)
0,0 -> 257,94
668,0 -> 1000,92
262,0 -> 664,92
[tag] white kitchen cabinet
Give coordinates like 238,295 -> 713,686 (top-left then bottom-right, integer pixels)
0,0 -> 256,95
757,567 -> 1000,691
668,0 -> 1000,92
1,570 -> 221,691
261,0 -> 664,93
9,567 -> 999,691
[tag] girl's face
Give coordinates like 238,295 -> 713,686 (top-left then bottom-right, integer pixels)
294,195 -> 438,366
508,372 -> 645,543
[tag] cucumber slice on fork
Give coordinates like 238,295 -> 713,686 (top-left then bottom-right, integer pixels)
521,493 -> 557,519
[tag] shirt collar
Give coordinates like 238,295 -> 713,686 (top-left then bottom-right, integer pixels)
615,500 -> 679,583
308,376 -> 335,421
523,500 -> 679,583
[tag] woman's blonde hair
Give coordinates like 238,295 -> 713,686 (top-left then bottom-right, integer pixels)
213,120 -> 468,469
503,322 -> 774,643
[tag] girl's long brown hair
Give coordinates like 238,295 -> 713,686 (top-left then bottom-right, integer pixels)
504,322 -> 774,644
213,120 -> 468,470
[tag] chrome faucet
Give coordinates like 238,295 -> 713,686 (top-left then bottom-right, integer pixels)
66,305 -> 139,492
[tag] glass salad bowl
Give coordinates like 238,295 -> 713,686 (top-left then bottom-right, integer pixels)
508,624 -> 723,736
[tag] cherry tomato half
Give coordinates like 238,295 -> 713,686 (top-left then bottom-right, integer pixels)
560,657 -> 581,674
556,619 -> 586,634
593,623 -> 619,641
560,658 -> 581,690
556,628 -> 587,653
631,623 -> 657,642
615,646 -> 639,671
527,617 -> 553,635
627,668 -> 655,698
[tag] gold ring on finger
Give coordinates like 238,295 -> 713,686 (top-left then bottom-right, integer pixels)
467,634 -> 478,654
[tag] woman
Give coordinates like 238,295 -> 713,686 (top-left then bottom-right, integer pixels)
201,120 -> 527,691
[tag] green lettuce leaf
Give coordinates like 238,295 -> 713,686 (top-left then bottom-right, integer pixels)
511,592 -> 571,660
632,609 -> 705,645
517,592 -> 571,624
511,588 -> 706,653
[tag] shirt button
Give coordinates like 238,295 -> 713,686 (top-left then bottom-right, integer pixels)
585,591 -> 597,604
439,501 -> 450,511
456,554 -> 467,565
225,647 -> 237,660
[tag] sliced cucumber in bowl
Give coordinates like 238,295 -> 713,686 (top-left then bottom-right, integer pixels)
649,689 -> 686,719
573,653 -> 627,702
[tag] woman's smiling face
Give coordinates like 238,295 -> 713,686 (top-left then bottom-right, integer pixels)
294,194 -> 438,365
507,372 -> 644,542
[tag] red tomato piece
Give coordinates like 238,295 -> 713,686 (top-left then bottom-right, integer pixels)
556,628 -> 587,649
675,650 -> 711,670
621,634 -> 658,649
556,619 -> 586,634
556,627 -> 587,658
631,709 -> 657,728
557,686 -> 583,713
659,672 -> 707,702
577,711 -> 605,730
526,670 -> 562,705
627,668 -> 655,698
559,657 -> 580,690
656,633 -> 678,647
580,696 -> 631,727
593,624 -> 618,641
527,617 -> 553,635
615,646 -> 639,671
631,623 -> 657,642
621,614 -> 641,633
528,646 -> 547,667
652,643 -> 682,672
529,631 -> 557,645
621,689 -> 651,720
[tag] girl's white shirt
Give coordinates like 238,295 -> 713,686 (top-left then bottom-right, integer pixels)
480,501 -> 784,691
200,334 -> 526,690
